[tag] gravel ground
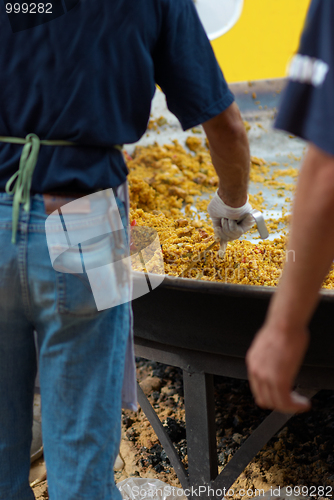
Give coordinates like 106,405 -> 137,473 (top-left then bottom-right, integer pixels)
115,359 -> 334,499
32,358 -> 334,499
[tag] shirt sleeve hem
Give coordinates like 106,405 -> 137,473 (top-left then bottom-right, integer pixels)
180,91 -> 235,131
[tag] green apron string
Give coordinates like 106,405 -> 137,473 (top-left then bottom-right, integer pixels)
0,133 -> 123,243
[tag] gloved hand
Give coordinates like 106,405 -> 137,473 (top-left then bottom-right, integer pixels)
207,191 -> 255,257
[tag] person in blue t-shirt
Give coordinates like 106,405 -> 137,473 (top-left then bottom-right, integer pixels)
0,1 -> 256,498
247,0 -> 334,414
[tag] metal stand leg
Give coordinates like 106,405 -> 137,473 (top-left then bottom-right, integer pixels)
211,411 -> 293,495
136,346 -> 319,500
210,387 -> 319,497
137,383 -> 189,490
183,371 -> 218,488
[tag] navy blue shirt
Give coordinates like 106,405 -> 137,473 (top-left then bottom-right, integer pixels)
275,0 -> 334,156
0,0 -> 234,193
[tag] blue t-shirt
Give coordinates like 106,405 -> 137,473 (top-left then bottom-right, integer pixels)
275,0 -> 334,156
0,0 -> 234,193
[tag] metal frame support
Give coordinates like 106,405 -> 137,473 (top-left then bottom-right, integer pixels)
183,371 -> 218,487
137,383 -> 189,490
135,338 -> 321,500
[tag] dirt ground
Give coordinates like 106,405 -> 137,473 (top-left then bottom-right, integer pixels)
31,360 -> 334,500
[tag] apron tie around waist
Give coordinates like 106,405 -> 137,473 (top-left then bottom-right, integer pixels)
0,134 -> 123,243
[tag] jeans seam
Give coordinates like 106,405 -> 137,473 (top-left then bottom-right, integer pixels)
18,219 -> 33,323
56,272 -> 66,314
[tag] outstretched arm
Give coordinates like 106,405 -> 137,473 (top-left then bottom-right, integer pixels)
203,102 -> 257,255
202,102 -> 250,208
246,144 -> 334,413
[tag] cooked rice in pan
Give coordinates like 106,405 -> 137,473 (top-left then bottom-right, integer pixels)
126,140 -> 334,288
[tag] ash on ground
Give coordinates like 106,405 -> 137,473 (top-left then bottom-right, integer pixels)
116,358 -> 334,498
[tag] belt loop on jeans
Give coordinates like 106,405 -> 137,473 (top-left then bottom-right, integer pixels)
0,134 -> 123,244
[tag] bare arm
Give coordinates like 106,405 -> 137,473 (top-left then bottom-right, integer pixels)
202,102 -> 250,207
246,144 -> 334,413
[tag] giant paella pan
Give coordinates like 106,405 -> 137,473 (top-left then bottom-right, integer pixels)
127,79 -> 334,376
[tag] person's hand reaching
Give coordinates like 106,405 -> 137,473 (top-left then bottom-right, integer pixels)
207,190 -> 255,257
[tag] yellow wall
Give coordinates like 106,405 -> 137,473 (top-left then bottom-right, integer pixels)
211,0 -> 311,83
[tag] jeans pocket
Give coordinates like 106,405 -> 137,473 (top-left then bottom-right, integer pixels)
56,271 -> 100,316
55,195 -> 129,316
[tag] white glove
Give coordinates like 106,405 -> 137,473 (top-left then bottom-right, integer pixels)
207,191 -> 255,257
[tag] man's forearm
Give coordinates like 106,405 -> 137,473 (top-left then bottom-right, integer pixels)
267,144 -> 334,330
203,102 -> 250,207
210,145 -> 249,206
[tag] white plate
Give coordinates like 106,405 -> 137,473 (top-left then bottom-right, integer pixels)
195,0 -> 244,40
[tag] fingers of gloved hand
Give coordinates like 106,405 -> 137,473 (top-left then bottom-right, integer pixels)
220,218 -> 244,240
210,216 -> 223,231
219,214 -> 255,240
213,220 -> 250,259
238,213 -> 255,233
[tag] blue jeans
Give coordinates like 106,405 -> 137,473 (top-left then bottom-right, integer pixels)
0,193 -> 130,500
